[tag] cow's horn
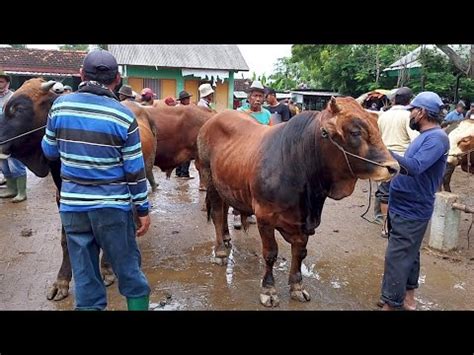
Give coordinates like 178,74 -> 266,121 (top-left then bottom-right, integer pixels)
329,96 -> 340,113
41,80 -> 56,92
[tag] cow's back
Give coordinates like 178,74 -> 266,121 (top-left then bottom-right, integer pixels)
198,110 -> 271,211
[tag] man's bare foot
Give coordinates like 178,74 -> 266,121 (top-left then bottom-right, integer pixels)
403,289 -> 416,310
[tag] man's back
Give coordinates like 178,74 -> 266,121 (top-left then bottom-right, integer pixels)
378,105 -> 419,155
43,91 -> 148,213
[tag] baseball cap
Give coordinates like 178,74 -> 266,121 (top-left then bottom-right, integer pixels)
395,87 -> 413,99
404,91 -> 443,116
82,49 -> 118,76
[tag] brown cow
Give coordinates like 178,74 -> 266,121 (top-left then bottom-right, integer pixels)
120,101 -> 158,191
121,102 -> 215,177
198,97 -> 400,307
442,119 -> 474,191
0,78 -> 157,301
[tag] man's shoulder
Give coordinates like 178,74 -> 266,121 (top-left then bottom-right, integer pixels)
261,107 -> 271,115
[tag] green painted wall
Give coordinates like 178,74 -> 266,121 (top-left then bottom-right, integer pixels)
228,71 -> 234,109
126,65 -> 237,108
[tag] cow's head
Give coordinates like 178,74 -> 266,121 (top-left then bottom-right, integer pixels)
321,96 -> 399,182
0,78 -> 58,176
447,120 -> 474,166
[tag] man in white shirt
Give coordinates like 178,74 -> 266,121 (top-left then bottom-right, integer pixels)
198,83 -> 214,110
375,87 -> 419,236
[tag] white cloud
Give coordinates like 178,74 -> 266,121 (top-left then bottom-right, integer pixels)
236,45 -> 292,78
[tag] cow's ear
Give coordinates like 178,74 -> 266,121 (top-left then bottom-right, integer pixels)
328,96 -> 340,114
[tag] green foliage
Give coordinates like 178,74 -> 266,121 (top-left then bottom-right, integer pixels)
267,44 -> 471,99
9,44 -> 27,48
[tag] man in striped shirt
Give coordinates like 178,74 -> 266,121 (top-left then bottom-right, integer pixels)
41,49 -> 151,311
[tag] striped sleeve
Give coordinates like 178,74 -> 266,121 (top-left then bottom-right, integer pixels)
121,117 -> 149,216
41,111 -> 60,160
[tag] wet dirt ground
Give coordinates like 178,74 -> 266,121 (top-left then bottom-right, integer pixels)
0,164 -> 473,310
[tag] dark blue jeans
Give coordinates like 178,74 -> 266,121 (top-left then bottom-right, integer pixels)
381,211 -> 429,308
60,208 -> 150,310
1,157 -> 26,178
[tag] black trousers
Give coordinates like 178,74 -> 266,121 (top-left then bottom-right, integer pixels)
381,211 -> 429,308
175,161 -> 191,177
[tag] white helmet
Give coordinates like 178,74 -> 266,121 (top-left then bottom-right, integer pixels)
52,82 -> 64,94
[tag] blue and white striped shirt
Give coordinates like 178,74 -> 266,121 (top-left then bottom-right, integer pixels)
41,91 -> 149,216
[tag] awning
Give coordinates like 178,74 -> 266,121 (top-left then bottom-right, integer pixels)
182,69 -> 229,85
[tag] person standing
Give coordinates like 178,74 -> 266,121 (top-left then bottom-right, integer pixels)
0,70 -> 28,202
374,87 -> 419,235
41,49 -> 151,310
175,90 -> 194,179
198,83 -> 215,110
380,91 -> 449,311
264,87 -> 291,123
232,81 -> 271,228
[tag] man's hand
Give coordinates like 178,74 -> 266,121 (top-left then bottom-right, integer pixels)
136,215 -> 151,237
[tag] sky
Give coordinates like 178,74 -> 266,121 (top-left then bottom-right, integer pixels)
5,44 -> 293,78
236,45 -> 293,78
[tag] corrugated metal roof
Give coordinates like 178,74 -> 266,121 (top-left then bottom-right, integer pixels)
384,45 -> 471,72
109,45 -> 249,71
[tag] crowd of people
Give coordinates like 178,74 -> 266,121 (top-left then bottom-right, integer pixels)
1,48 -> 471,312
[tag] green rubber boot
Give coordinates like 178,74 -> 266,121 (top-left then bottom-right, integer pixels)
0,178 -> 17,198
12,175 -> 27,203
127,295 -> 150,311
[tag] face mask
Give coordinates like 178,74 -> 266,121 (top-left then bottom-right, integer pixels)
409,110 -> 422,131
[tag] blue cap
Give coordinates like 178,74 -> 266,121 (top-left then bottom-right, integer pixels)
405,91 -> 443,116
83,49 -> 118,76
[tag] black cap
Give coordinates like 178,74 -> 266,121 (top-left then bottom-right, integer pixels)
83,50 -> 118,76
178,90 -> 192,100
395,87 -> 413,99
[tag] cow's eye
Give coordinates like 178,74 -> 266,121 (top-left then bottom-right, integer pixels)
350,130 -> 361,137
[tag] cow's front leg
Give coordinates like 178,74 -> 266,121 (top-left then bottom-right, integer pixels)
47,227 -> 72,301
288,234 -> 311,302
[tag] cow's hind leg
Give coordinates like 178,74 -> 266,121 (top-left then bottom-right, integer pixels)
100,252 -> 116,287
258,223 -> 280,307
287,233 -> 311,302
47,227 -> 72,301
206,184 -> 230,265
222,202 -> 231,249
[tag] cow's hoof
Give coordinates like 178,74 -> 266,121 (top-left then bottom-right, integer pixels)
102,272 -> 116,287
290,284 -> 311,302
47,280 -> 70,301
211,256 -> 227,266
224,239 -> 232,249
260,287 -> 280,307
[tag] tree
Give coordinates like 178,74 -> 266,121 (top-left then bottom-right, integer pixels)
436,45 -> 474,79
59,44 -> 89,51
9,44 -> 26,48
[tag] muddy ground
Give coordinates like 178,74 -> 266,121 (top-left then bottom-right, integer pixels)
0,164 -> 472,310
